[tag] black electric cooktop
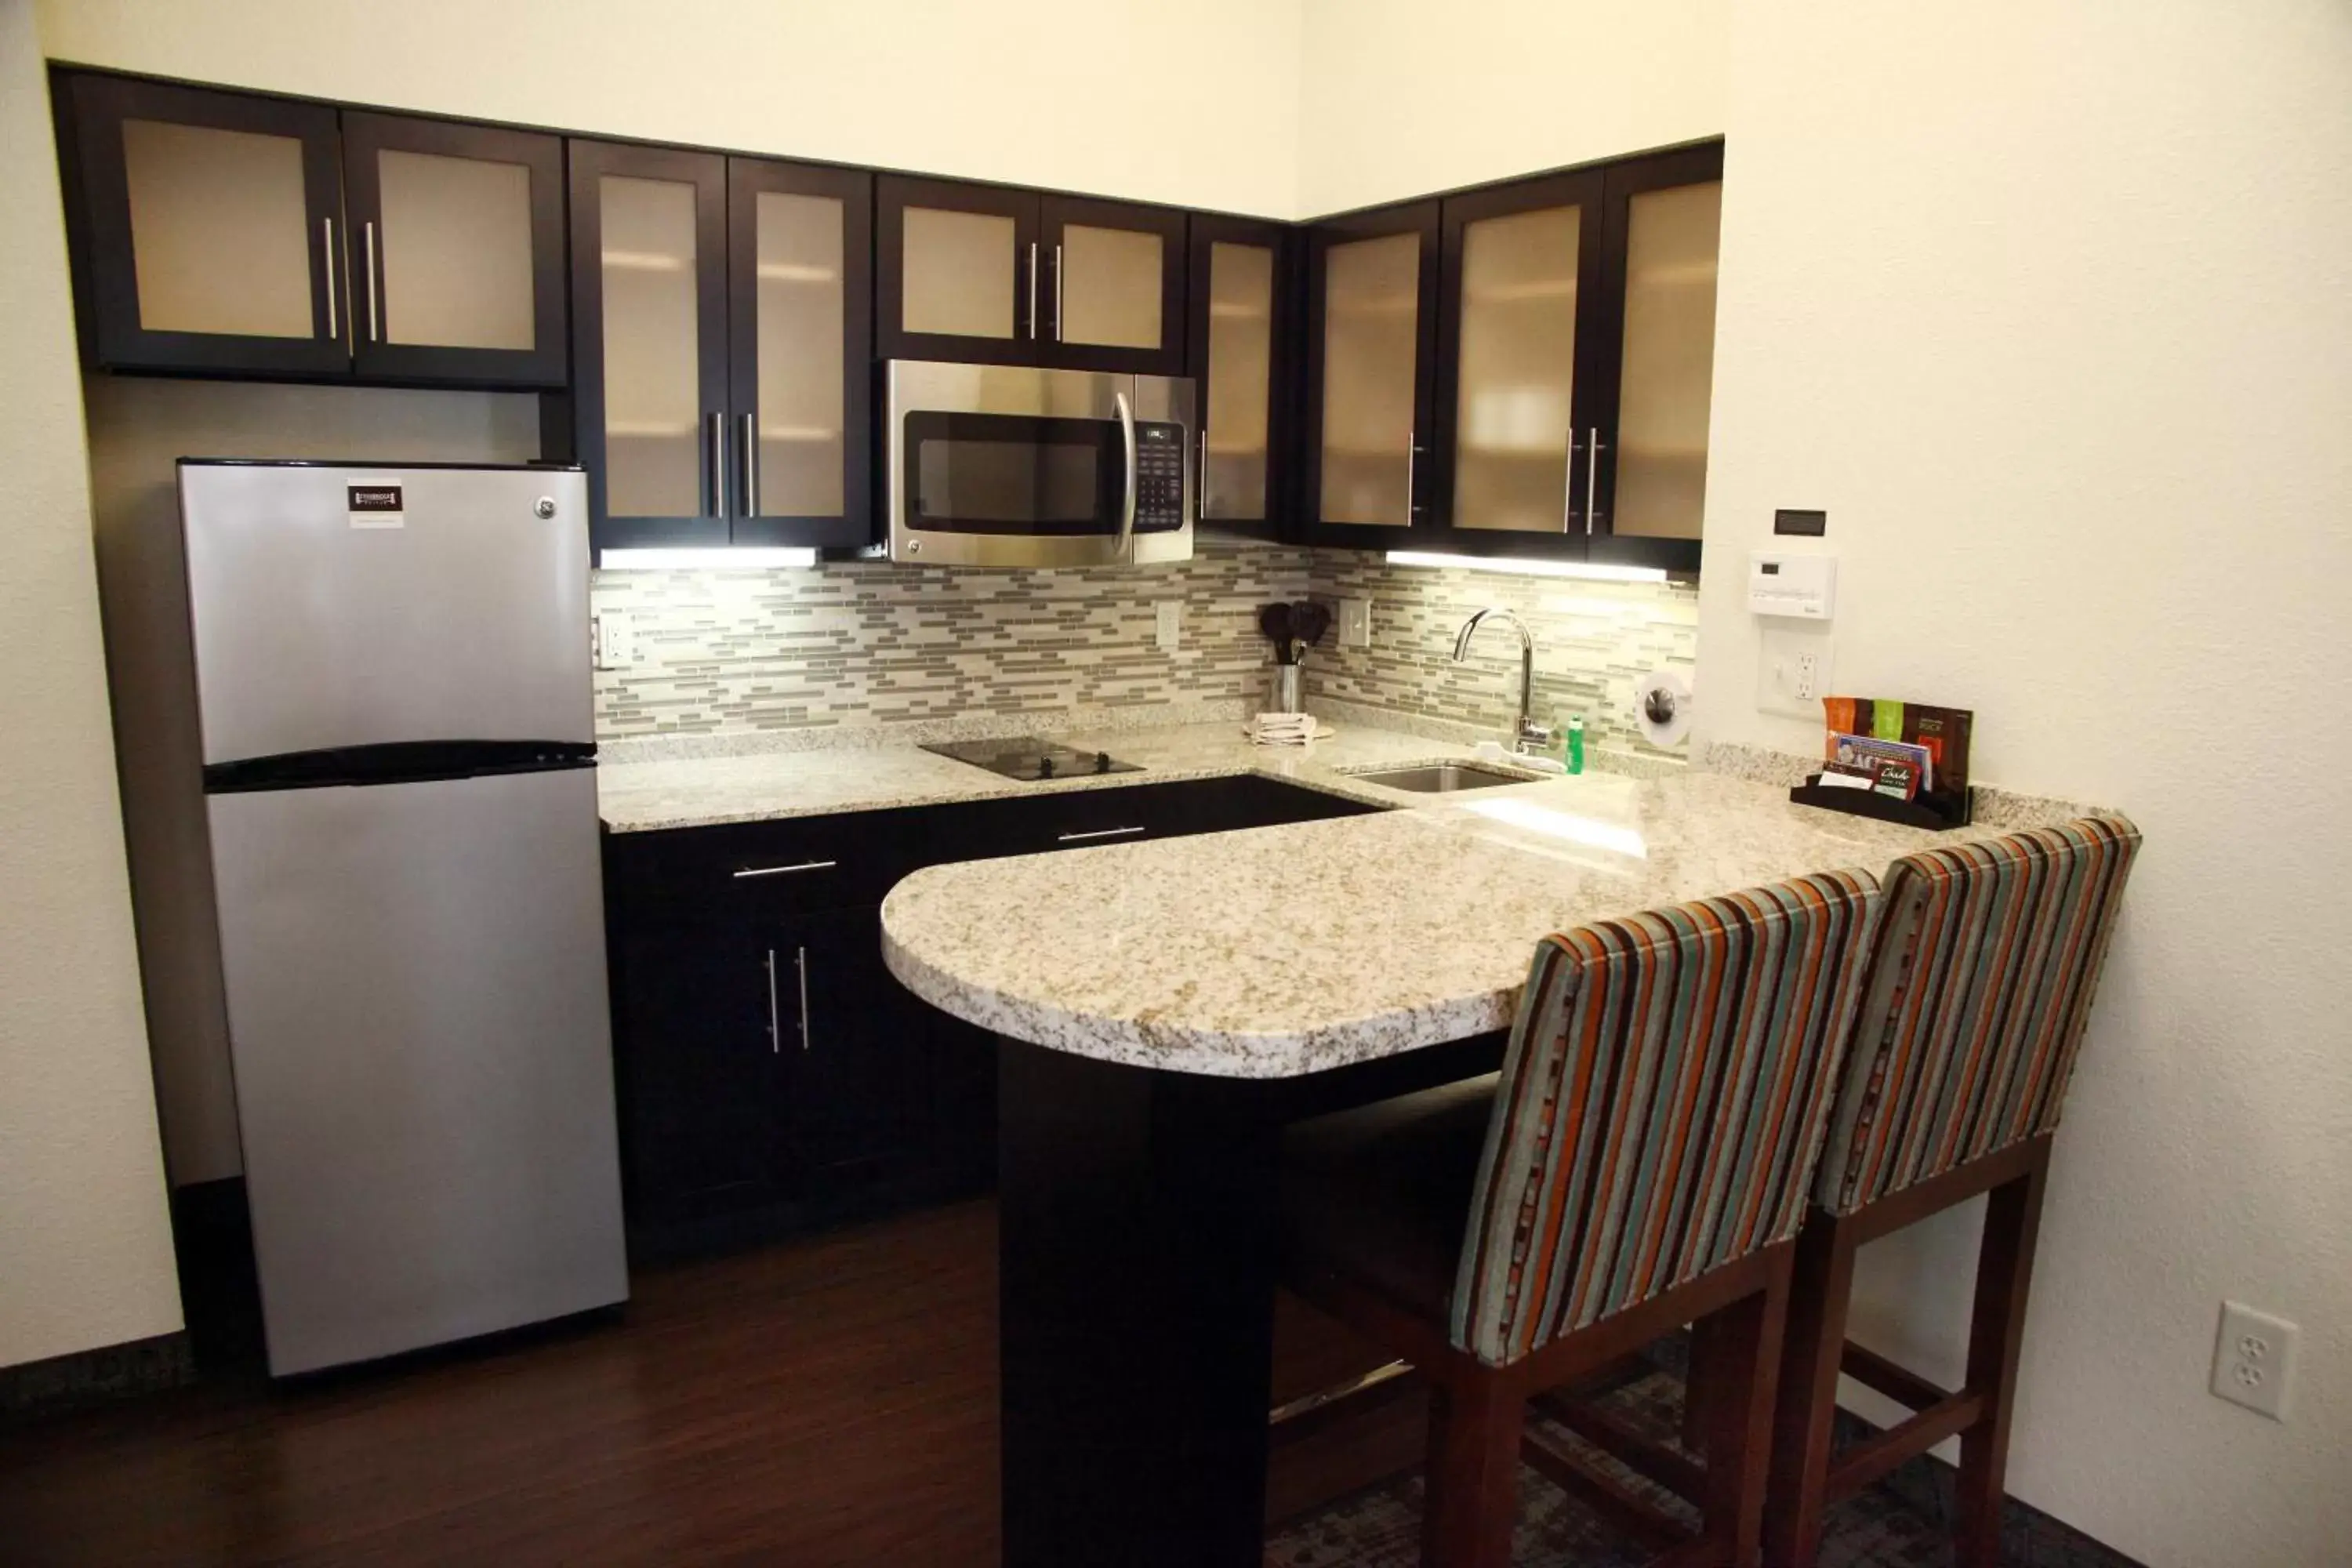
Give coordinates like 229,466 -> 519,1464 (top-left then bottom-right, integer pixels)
921,736 -> 1142,782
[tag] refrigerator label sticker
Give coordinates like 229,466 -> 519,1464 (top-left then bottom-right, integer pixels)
347,481 -> 405,529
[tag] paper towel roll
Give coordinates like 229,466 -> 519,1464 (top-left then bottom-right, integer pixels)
1635,669 -> 1693,748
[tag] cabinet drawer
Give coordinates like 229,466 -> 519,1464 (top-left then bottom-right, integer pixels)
605,806 -> 933,924
924,782 -> 1196,863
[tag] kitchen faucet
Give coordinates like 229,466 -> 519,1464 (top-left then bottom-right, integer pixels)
1452,607 -> 1556,756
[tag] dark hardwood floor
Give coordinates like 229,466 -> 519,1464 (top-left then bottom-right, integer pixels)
0,1200 -> 1417,1567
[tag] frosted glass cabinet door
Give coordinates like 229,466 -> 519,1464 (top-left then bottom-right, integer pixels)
569,142 -> 730,546
877,176 -> 1039,368
1305,202 -> 1439,537
341,114 -> 567,387
1436,172 -> 1603,540
1040,194 -> 1187,376
62,74 -> 348,376
1608,180 -> 1722,543
728,158 -> 873,548
1587,140 -> 1724,575
1185,215 -> 1291,534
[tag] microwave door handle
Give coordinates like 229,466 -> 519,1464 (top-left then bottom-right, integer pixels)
1115,390 -> 1138,561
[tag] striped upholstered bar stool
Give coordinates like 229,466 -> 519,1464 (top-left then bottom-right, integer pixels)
1279,871 -> 1884,1568
1763,815 -> 2143,1568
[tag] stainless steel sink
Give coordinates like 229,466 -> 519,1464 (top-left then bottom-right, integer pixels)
1344,761 -> 1541,793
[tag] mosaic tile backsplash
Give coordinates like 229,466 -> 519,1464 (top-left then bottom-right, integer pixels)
591,532 -> 1697,754
1301,554 -> 1699,755
591,533 -> 1311,737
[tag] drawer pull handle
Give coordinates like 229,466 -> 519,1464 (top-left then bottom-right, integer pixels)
733,859 -> 839,880
1056,826 -> 1147,844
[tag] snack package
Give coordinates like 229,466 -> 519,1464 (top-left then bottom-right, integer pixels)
1822,697 -> 1973,802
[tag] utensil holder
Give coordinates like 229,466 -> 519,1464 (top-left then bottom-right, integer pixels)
1269,665 -> 1301,715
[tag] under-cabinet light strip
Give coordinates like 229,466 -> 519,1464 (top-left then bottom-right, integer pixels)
599,547 -> 818,571
1383,550 -> 1670,584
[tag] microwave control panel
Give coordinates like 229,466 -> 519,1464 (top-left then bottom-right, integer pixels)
1134,423 -> 1187,534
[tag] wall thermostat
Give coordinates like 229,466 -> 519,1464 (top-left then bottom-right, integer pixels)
1748,551 -> 1837,619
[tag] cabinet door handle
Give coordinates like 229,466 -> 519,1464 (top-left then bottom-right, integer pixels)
1057,825 -> 1147,843
707,412 -> 727,518
741,412 -> 759,517
764,947 -> 782,1054
1561,431 -> 1581,533
1025,241 -> 1038,339
1585,426 -> 1606,535
362,220 -> 380,343
321,218 -> 338,341
1198,426 -> 1211,521
1052,243 -> 1064,343
795,946 -> 811,1053
731,859 -> 838,880
1405,437 -> 1421,524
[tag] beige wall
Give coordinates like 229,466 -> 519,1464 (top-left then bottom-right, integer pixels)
36,0 -> 1305,218
1295,0 -> 1727,216
1697,3 -> 2352,1562
0,0 -> 181,1370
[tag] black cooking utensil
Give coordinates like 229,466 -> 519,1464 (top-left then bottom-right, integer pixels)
1291,601 -> 1332,652
1258,602 -> 1296,664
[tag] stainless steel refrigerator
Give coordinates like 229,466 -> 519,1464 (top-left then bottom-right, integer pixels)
177,459 -> 626,1377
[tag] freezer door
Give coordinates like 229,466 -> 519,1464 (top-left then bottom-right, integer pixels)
208,766 -> 626,1375
180,463 -> 593,764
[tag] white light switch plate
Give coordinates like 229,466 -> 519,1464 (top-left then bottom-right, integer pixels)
1155,601 -> 1181,653
1757,624 -> 1833,718
1338,597 -> 1372,649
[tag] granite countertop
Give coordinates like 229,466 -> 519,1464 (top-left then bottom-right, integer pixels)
880,765 -> 2015,1080
597,716 -> 1572,833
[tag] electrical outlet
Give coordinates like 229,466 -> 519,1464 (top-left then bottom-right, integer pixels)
2212,1301 -> 2299,1421
1155,601 -> 1181,654
1757,624 -> 1833,717
1338,597 -> 1372,649
593,609 -> 637,670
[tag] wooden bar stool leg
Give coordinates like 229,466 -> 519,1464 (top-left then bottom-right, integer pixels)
1423,1372 -> 1526,1568
1700,1257 -> 1792,1566
1764,1210 -> 1858,1568
1683,1312 -> 1733,1454
1955,1143 -> 2050,1568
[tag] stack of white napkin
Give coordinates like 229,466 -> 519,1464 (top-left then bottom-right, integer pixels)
1248,711 -> 1318,747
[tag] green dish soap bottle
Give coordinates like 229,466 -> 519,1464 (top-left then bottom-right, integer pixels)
1566,714 -> 1586,775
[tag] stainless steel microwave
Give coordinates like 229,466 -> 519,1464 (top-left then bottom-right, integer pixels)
885,360 -> 1195,568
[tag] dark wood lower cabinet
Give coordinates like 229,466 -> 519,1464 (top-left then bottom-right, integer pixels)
604,772 -> 1381,1260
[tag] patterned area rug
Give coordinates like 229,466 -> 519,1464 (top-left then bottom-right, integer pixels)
1263,1363 -> 1973,1568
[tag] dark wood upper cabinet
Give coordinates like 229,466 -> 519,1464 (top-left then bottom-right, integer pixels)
1300,142 -> 1721,572
568,141 -> 731,552
725,158 -> 873,550
1428,169 -> 1607,555
1300,199 -> 1442,550
568,143 -> 872,554
1036,194 -> 1186,376
339,112 -> 567,387
877,176 -> 1185,375
876,176 -> 1041,367
57,73 -> 349,379
1584,142 -> 1722,576
1186,213 -> 1294,539
56,74 -> 567,389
